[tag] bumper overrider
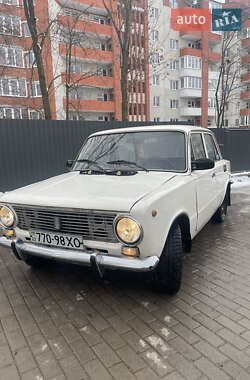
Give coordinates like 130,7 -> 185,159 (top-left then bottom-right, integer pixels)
4,239 -> 159,274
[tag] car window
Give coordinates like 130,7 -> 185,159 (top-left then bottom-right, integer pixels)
191,133 -> 206,160
75,131 -> 186,172
203,134 -> 220,161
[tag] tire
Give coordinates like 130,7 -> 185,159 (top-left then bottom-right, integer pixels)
212,197 -> 228,224
152,224 -> 183,295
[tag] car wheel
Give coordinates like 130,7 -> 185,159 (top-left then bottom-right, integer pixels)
152,224 -> 183,295
212,197 -> 227,224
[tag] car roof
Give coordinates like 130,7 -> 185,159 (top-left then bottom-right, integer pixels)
90,125 -> 211,137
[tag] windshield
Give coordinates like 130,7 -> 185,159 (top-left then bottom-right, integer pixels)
73,131 -> 186,172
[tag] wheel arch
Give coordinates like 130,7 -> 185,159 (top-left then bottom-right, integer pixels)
165,213 -> 192,255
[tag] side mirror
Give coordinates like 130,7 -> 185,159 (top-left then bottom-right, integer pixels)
191,158 -> 215,171
66,160 -> 74,168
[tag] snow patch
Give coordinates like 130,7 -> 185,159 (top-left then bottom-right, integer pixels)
231,175 -> 250,189
146,351 -> 168,369
161,328 -> 170,338
147,336 -> 169,353
76,293 -> 84,301
164,316 -> 171,323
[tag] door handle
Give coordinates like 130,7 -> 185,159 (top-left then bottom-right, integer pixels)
212,173 -> 216,178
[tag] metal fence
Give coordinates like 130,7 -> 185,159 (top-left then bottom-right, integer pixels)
0,120 -> 249,192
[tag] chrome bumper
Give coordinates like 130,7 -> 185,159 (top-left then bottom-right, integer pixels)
9,240 -> 159,273
0,236 -> 12,248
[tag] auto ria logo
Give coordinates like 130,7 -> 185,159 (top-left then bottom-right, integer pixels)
171,8 -> 242,32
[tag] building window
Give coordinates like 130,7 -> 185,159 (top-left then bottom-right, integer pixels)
170,0 -> 178,8
150,7 -> 159,18
154,117 -> 160,122
181,56 -> 202,69
0,14 -> 21,36
152,74 -> 160,86
98,115 -> 109,121
208,78 -> 217,90
0,45 -> 24,67
152,53 -> 160,65
24,22 -> 31,37
169,59 -> 179,70
188,100 -> 200,108
152,30 -> 159,41
208,98 -> 216,108
0,107 -> 28,119
26,51 -> 37,68
170,80 -> 178,90
235,119 -> 239,127
29,110 -> 43,120
170,39 -> 179,49
181,77 -> 202,89
170,118 -> 178,122
30,82 -> 41,97
0,77 -> 27,97
0,0 -> 19,5
170,99 -> 179,109
153,96 -> 160,106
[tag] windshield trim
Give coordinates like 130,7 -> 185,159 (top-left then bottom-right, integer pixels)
72,130 -> 188,174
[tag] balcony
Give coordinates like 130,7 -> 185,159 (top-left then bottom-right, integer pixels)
180,31 -> 221,44
61,73 -> 114,88
240,108 -> 250,116
59,44 -> 113,63
180,107 -> 215,117
242,38 -> 250,48
179,89 -> 201,98
57,0 -> 107,15
180,48 -> 201,58
241,73 -> 250,82
241,91 -> 250,100
64,98 -> 115,112
242,56 -> 250,65
57,15 -> 112,37
180,68 -> 202,77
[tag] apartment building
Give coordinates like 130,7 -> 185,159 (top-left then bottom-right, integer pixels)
0,0 -> 56,119
0,0 -> 150,121
48,0 -> 150,121
149,0 -> 223,127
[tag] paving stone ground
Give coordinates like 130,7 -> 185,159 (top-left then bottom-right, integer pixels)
0,188 -> 250,380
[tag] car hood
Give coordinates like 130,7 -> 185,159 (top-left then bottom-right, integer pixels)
1,171 -> 176,212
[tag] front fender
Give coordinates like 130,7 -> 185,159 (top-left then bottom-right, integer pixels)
130,175 -> 197,259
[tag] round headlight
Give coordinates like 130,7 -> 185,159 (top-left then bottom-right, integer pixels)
115,217 -> 142,245
0,206 -> 15,228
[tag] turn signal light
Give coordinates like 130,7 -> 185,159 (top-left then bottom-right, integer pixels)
121,246 -> 139,257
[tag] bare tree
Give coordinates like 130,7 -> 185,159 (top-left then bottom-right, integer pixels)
56,8 -> 99,120
215,31 -> 242,128
102,0 -> 132,121
23,0 -> 52,119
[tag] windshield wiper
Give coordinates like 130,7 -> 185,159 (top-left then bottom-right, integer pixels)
75,159 -> 105,172
107,160 -> 149,172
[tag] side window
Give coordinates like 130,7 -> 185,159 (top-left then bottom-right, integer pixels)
191,133 -> 206,160
203,134 -> 220,161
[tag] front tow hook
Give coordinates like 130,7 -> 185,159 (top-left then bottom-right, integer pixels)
90,253 -> 105,278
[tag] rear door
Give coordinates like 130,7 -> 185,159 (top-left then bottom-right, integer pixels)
203,132 -> 229,206
191,132 -> 218,231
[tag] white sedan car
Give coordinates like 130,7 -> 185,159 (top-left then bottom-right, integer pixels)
0,125 -> 231,294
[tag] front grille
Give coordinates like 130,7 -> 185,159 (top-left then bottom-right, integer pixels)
13,205 -> 118,243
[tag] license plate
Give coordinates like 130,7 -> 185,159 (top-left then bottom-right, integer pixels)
29,231 -> 84,250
